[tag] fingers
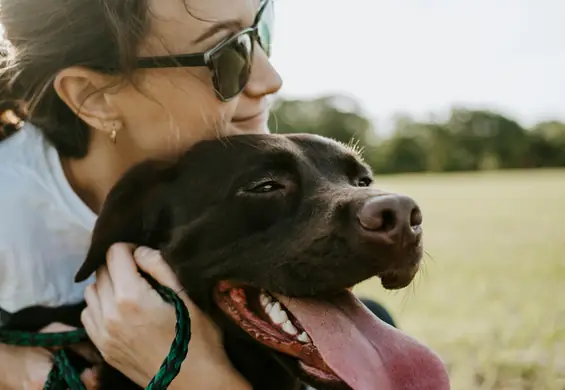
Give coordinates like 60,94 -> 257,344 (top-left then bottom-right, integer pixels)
39,321 -> 102,365
83,284 -> 103,329
132,246 -> 202,316
98,243 -> 181,297
82,284 -> 103,351
133,246 -> 182,292
69,343 -> 103,366
80,367 -> 100,390
93,266 -> 117,318
39,322 -> 77,333
105,243 -> 145,299
41,322 -> 79,354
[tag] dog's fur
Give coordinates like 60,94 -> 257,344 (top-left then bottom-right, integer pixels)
2,133 -> 423,390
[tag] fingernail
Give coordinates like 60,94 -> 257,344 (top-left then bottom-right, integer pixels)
134,246 -> 154,259
108,243 -> 124,259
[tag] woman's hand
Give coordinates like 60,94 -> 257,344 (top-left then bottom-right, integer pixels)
0,323 -> 99,390
81,243 -> 250,389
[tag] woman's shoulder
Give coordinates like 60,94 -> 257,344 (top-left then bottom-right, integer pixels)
0,127 -> 77,251
0,122 -> 96,232
0,122 -> 51,197
0,126 -> 52,224
0,163 -> 53,246
0,121 -> 51,174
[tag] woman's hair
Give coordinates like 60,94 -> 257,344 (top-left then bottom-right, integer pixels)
0,0 -> 150,157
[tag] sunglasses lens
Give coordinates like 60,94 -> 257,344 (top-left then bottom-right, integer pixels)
257,0 -> 274,57
210,33 -> 253,100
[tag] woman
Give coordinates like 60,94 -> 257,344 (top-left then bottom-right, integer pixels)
0,0 -> 279,388
0,0 -> 395,388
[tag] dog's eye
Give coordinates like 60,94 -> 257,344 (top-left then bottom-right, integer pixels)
247,180 -> 285,194
356,177 -> 373,187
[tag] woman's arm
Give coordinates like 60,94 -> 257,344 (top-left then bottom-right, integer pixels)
81,244 -> 251,389
0,327 -> 98,390
0,344 -> 51,390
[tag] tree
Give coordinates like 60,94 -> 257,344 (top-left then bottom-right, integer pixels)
268,95 -> 376,146
267,95 -> 565,174
528,121 -> 565,167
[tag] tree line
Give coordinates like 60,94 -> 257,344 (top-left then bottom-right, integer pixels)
268,95 -> 565,174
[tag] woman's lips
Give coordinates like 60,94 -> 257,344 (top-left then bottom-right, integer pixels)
231,111 -> 268,131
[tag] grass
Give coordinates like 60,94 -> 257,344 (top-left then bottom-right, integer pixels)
352,168 -> 565,390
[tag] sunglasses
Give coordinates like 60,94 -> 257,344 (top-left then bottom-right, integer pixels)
136,0 -> 274,102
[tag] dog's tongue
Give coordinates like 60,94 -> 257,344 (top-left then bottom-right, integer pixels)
274,292 -> 450,390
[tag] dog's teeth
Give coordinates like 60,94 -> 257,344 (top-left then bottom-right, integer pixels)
260,293 -> 272,307
282,320 -> 298,335
297,332 -> 311,343
271,302 -> 282,315
265,302 -> 274,313
269,302 -> 289,325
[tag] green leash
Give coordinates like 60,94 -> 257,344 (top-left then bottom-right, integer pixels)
0,279 -> 191,390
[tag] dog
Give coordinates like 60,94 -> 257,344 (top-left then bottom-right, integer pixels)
2,133 -> 450,390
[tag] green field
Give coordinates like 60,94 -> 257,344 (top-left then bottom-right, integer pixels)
353,168 -> 565,390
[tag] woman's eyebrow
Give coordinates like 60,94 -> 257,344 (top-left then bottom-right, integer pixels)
193,20 -> 244,44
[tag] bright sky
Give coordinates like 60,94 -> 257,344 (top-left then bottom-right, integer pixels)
270,0 -> 565,131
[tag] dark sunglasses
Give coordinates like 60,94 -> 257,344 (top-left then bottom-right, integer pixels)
136,0 -> 274,102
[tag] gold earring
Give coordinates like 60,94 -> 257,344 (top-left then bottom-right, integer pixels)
110,128 -> 117,144
108,121 -> 120,144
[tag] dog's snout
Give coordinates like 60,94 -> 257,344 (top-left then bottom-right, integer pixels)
357,194 -> 422,244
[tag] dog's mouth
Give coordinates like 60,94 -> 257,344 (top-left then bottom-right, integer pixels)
214,281 -> 451,390
214,282 -> 341,384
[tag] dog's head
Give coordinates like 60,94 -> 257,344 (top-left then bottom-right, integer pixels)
75,133 -> 449,390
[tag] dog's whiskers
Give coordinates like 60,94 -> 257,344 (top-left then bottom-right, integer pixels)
424,250 -> 435,263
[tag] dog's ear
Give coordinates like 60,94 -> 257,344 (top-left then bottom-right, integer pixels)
74,159 -> 177,283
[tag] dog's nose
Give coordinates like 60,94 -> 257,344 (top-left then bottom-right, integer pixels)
357,194 -> 422,244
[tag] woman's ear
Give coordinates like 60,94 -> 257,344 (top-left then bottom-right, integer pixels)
53,66 -> 122,133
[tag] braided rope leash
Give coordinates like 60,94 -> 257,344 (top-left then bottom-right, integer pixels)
0,281 -> 190,390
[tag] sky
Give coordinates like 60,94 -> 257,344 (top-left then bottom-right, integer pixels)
1,1 -> 563,132
270,0 -> 565,132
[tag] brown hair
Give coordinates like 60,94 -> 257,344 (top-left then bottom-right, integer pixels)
0,0 -> 150,157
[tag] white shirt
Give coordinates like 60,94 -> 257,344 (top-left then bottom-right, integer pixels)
0,122 -> 96,313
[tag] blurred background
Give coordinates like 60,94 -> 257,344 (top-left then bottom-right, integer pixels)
269,1 -> 565,389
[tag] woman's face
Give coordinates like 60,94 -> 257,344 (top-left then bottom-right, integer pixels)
103,0 -> 282,160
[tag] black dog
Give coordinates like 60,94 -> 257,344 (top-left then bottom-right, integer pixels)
2,133 -> 450,390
